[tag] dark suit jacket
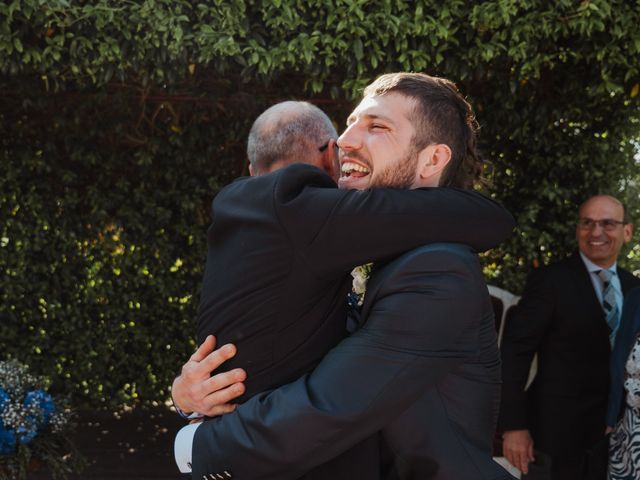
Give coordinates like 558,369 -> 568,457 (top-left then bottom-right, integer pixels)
198,163 -> 514,403
193,244 -> 515,480
498,252 -> 640,462
194,164 -> 514,479
606,286 -> 640,427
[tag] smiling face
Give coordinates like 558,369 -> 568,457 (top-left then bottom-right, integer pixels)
337,93 -> 422,191
576,195 -> 632,268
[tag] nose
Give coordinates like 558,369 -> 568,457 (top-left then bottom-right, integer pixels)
337,123 -> 360,152
589,222 -> 606,234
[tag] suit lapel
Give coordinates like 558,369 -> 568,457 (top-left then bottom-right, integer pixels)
356,260 -> 397,329
567,251 -> 603,314
619,268 -> 640,295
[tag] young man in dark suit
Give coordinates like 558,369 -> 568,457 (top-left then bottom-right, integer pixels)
174,74 -> 516,479
499,195 -> 640,480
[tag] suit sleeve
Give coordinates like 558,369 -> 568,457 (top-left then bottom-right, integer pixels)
273,164 -> 514,274
607,287 -> 640,426
498,267 -> 556,431
192,246 -> 482,480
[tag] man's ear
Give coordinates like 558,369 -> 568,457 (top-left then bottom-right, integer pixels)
417,143 -> 452,185
320,138 -> 339,181
248,163 -> 255,177
623,223 -> 633,243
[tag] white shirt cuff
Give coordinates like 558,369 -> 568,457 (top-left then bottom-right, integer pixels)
174,422 -> 201,473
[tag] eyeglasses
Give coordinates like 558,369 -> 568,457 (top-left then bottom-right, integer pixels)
577,218 -> 626,231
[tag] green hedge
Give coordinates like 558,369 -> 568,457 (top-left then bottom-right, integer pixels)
0,89 -> 243,405
1,0 -> 640,406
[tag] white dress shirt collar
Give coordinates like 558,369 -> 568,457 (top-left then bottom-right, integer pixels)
579,251 -> 618,275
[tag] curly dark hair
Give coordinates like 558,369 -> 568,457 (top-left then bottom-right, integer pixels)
364,72 -> 485,189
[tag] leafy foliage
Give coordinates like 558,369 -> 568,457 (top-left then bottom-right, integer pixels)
1,0 -> 639,405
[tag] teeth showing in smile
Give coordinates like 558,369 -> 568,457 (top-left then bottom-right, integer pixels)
341,162 -> 370,175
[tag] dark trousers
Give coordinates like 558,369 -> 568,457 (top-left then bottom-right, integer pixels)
523,443 -> 607,480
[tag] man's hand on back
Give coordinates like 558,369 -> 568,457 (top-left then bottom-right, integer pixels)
502,429 -> 535,475
171,335 -> 247,417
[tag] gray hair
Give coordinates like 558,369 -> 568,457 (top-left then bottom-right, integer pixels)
247,101 -> 337,174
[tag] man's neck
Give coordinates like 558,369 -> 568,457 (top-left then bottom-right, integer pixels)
579,251 -> 617,271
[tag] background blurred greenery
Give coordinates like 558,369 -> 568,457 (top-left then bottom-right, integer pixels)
1,0 -> 639,407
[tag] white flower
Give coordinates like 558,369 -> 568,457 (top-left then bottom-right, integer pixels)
350,263 -> 373,306
49,410 -> 69,433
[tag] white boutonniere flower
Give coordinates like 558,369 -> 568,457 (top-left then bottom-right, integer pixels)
350,262 -> 373,306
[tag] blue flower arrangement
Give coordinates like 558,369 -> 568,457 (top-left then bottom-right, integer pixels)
0,360 -> 86,480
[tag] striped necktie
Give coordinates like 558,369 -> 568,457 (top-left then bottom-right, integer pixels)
597,269 -> 620,347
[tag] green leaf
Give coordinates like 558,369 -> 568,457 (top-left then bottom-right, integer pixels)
13,36 -> 23,53
353,37 -> 363,60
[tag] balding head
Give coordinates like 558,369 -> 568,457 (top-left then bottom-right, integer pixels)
247,101 -> 338,178
578,195 -> 629,223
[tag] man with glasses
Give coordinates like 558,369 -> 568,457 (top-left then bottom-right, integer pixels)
499,195 -> 640,480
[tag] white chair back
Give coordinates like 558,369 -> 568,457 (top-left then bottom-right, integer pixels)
487,284 -> 537,390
